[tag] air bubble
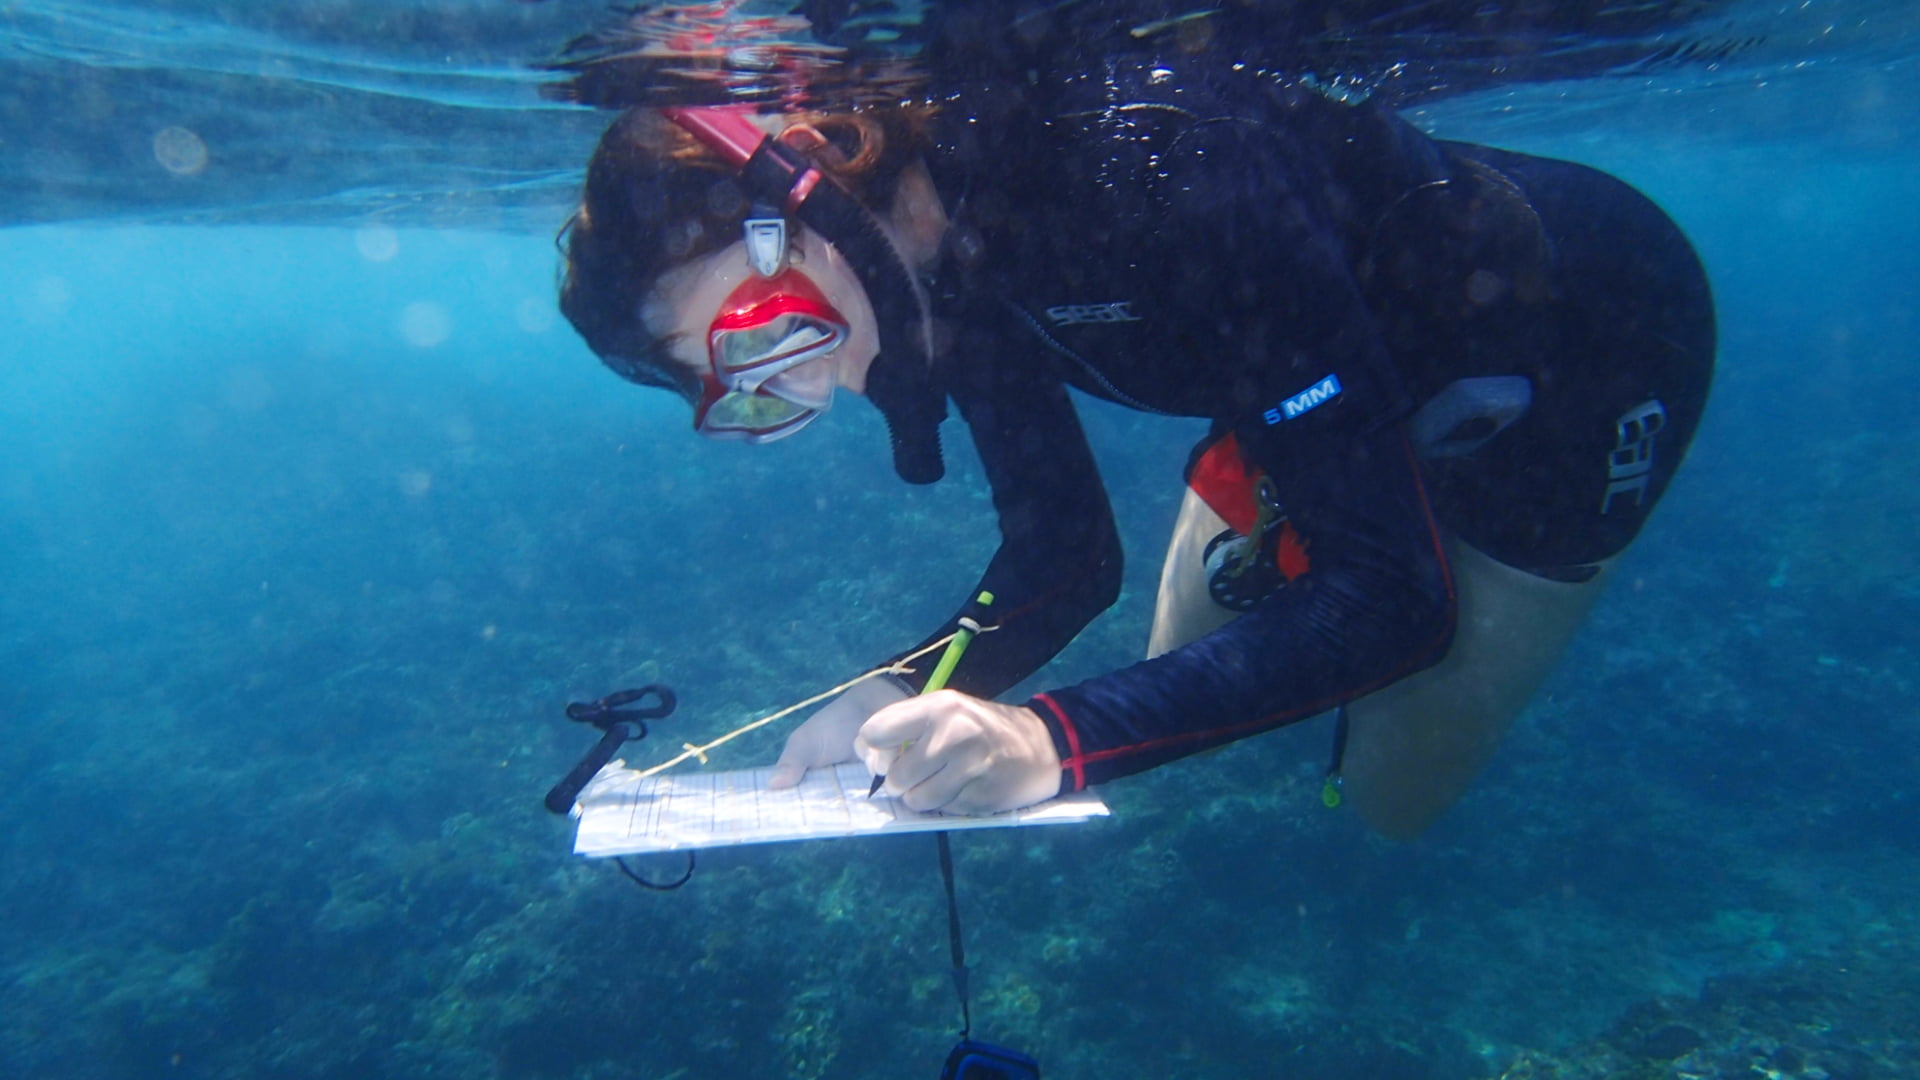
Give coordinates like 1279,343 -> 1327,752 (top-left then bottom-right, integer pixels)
399,302 -> 452,348
355,223 -> 400,262
153,127 -> 208,176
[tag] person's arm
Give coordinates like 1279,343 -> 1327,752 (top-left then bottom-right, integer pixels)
889,349 -> 1123,698
1031,412 -> 1456,790
770,341 -> 1118,789
1021,101 -> 1457,787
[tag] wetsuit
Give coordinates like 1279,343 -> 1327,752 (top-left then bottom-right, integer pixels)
880,56 -> 1714,793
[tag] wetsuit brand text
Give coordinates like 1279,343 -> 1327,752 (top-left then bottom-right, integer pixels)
1045,302 -> 1143,326
1265,375 -> 1343,425
1600,399 -> 1667,514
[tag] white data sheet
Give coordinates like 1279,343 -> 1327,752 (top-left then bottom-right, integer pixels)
570,761 -> 1111,856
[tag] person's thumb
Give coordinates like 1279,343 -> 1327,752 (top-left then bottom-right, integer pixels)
854,694 -> 943,772
769,736 -> 816,789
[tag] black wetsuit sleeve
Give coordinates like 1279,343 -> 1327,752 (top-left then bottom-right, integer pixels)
1031,417 -> 1456,790
887,349 -> 1122,698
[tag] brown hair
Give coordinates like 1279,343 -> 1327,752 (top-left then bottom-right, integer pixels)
558,104 -> 934,399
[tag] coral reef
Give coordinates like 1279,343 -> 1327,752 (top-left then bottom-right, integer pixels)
4,134 -> 1917,1080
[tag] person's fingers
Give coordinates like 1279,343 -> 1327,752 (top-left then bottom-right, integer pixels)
771,678 -> 906,785
768,759 -> 805,789
770,720 -> 834,788
885,709 -> 989,809
856,692 -> 1061,813
854,697 -> 939,779
876,732 -> 945,799
942,764 -> 1043,815
899,755 -> 978,812
769,725 -> 821,787
855,693 -> 942,748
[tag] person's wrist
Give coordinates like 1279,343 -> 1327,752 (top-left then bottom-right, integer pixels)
1022,694 -> 1078,792
1013,706 -> 1059,768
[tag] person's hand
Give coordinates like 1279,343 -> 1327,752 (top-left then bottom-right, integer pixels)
768,675 -> 913,789
855,690 -> 1062,815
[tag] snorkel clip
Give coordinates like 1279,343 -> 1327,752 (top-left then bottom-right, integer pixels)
743,202 -> 790,277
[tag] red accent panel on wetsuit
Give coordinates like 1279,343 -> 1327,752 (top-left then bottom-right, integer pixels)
1035,418 -> 1458,791
1031,692 -> 1086,792
1189,435 -> 1314,580
1186,434 -> 1260,536
1274,521 -> 1310,580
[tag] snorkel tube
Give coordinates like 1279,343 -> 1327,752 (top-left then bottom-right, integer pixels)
664,106 -> 947,484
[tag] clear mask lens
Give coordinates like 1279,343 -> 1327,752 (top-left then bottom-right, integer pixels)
697,388 -> 822,443
758,356 -> 835,410
712,313 -> 844,385
697,269 -> 847,444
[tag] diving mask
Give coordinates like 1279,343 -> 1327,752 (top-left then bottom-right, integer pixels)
695,266 -> 849,442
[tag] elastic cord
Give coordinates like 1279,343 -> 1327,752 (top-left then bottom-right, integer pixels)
937,832 -> 972,1038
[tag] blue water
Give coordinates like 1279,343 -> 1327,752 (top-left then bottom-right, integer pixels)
3,2 -> 1918,1079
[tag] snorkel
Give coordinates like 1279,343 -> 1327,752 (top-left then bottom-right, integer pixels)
663,106 -> 947,484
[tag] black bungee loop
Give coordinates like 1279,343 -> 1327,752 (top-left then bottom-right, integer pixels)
937,832 -> 972,1039
615,852 -> 696,892
545,684 -> 694,890
933,832 -> 1042,1077
544,685 -> 677,815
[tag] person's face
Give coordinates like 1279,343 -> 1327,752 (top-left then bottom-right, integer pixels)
641,225 -> 882,411
635,120 -> 945,442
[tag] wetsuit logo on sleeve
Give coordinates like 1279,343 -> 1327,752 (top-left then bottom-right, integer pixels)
1045,302 -> 1142,326
1264,374 -> 1343,425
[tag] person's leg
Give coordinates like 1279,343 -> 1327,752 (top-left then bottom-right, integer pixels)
1147,491 -> 1611,839
1342,537 -> 1612,839
1147,486 -> 1239,659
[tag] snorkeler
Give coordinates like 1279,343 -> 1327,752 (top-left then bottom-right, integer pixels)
553,47 -> 1714,839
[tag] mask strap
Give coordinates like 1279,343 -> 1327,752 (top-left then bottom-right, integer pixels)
662,106 -> 825,212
